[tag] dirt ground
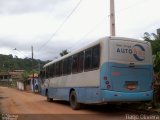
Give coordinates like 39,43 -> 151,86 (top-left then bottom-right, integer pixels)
0,86 -> 154,120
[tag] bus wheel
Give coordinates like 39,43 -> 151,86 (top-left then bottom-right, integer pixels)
69,91 -> 80,110
46,92 -> 53,102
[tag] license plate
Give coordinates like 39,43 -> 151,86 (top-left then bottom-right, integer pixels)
125,81 -> 138,90
127,84 -> 136,90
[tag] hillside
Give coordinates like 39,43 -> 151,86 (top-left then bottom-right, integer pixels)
0,54 -> 49,72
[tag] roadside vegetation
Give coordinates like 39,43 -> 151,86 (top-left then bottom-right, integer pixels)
0,54 -> 48,73
0,54 -> 48,87
143,32 -> 160,108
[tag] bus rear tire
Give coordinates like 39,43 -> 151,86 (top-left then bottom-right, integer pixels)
69,91 -> 81,110
46,92 -> 53,102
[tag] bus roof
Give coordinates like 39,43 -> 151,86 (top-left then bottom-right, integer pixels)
43,36 -> 148,68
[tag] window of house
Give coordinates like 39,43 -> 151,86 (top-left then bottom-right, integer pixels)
4,75 -> 8,79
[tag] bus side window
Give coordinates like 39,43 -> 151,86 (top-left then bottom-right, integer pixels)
72,54 -> 78,73
92,45 -> 100,69
52,64 -> 55,77
67,57 -> 72,75
78,52 -> 84,72
56,62 -> 60,76
49,65 -> 53,78
59,60 -> 63,76
45,67 -> 49,78
63,59 -> 67,75
49,64 -> 55,78
84,48 -> 92,71
48,66 -> 51,78
40,70 -> 45,79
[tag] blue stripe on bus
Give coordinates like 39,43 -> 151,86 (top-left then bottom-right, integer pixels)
41,87 -> 102,103
41,87 -> 153,103
41,62 -> 153,103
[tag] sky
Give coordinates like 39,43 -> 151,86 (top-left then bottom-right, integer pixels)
0,0 -> 160,61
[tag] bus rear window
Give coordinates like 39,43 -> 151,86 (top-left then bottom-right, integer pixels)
109,40 -> 150,63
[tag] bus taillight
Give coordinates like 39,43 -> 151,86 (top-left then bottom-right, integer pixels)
104,76 -> 107,80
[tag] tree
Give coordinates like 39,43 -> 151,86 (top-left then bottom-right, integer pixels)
143,32 -> 160,55
60,49 -> 69,57
0,54 -> 47,72
143,32 -> 160,73
8,54 -> 13,59
22,71 -> 29,82
154,52 -> 160,73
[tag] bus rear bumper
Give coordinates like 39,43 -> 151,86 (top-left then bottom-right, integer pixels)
101,90 -> 153,102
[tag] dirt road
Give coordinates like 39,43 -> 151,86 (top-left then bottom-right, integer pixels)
0,87 -> 149,120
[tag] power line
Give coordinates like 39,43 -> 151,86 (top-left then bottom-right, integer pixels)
37,0 -> 150,60
68,0 -> 151,52
112,0 -> 151,16
13,48 -> 29,58
68,16 -> 109,51
38,0 -> 82,51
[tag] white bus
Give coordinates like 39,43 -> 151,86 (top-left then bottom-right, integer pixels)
40,36 -> 153,110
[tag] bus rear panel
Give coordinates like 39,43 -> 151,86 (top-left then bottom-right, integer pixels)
100,38 -> 153,102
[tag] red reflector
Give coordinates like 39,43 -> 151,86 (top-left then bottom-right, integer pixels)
112,72 -> 120,76
104,76 -> 107,80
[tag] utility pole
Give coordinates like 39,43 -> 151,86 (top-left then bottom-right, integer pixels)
32,46 -> 34,92
110,0 -> 116,36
